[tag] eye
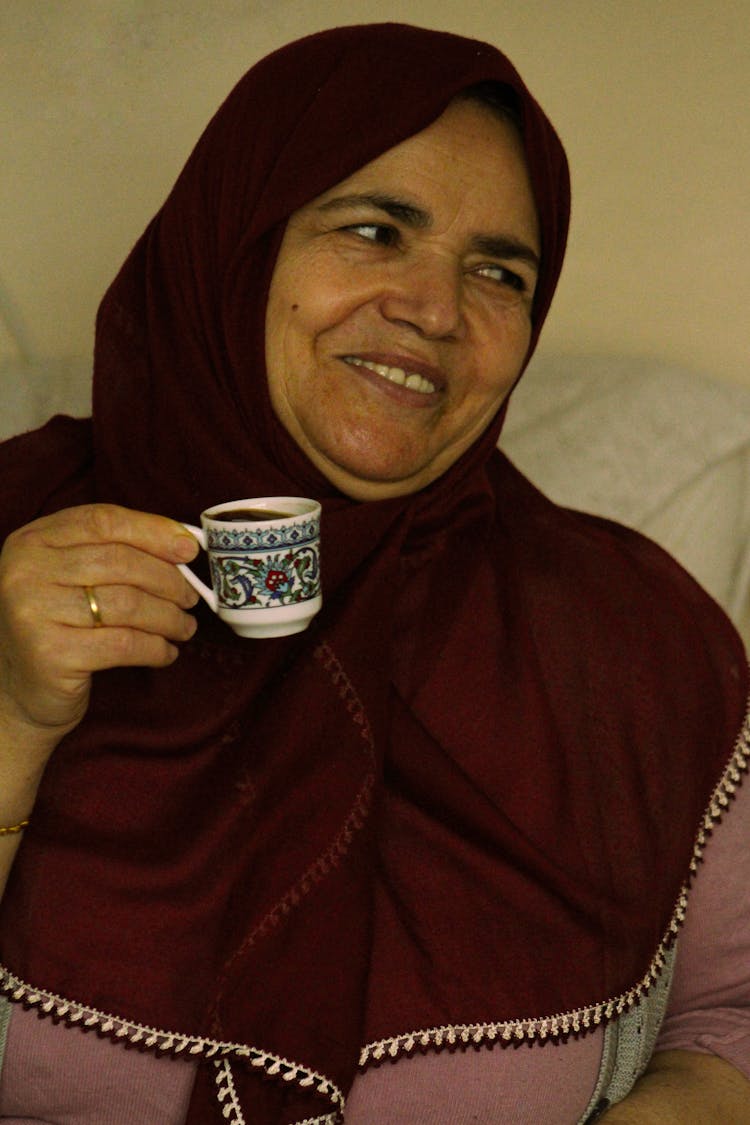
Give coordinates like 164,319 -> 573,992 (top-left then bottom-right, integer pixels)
343,223 -> 399,247
473,263 -> 527,292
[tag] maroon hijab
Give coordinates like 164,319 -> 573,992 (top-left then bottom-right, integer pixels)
1,24 -> 747,1124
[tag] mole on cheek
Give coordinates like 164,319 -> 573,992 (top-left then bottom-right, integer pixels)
291,303 -> 299,312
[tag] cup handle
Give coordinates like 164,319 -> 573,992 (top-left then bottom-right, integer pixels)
177,523 -> 218,612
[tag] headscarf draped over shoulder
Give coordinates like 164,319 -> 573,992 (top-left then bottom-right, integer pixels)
0,23 -> 746,1125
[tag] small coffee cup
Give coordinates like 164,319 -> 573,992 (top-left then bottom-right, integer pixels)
178,497 -> 322,639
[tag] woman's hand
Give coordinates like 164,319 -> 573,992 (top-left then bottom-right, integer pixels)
0,503 -> 200,752
0,503 -> 201,897
599,1049 -> 750,1123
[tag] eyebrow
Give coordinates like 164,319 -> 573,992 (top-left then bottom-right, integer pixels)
316,191 -> 540,273
318,192 -> 431,228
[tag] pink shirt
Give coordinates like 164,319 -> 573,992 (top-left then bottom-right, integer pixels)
2,778 -> 749,1123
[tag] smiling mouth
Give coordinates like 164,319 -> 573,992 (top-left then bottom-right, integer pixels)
343,356 -> 437,396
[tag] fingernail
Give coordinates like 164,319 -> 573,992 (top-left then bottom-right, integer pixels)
173,534 -> 199,561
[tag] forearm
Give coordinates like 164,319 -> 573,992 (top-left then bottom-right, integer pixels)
0,833 -> 27,901
600,1049 -> 750,1123
0,505 -> 201,907
0,707 -> 59,900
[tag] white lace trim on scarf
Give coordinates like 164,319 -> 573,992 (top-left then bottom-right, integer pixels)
1,691 -> 747,1122
358,692 -> 750,1068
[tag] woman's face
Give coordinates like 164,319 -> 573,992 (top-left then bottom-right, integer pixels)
265,97 -> 540,501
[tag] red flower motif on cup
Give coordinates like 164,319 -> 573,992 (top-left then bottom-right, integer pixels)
265,569 -> 291,593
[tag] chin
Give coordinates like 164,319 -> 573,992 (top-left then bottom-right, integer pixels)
319,457 -> 439,501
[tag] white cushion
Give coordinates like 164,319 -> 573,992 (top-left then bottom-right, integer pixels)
0,357 -> 91,442
501,354 -> 750,643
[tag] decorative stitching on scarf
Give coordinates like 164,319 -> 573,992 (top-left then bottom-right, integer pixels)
293,1116 -> 339,1124
196,641 -> 375,1120
0,965 -> 344,1120
359,694 -> 750,1069
215,1058 -> 246,1124
234,772 -> 375,957
358,950 -> 671,1067
5,680 -> 744,1108
216,1059 -> 340,1125
313,640 -> 377,768
242,639 -> 381,947
689,691 -> 750,875
207,640 -> 378,1023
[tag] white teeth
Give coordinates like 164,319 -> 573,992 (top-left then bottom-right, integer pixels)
345,357 -> 436,395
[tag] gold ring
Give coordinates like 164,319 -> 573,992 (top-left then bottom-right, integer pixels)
84,586 -> 103,628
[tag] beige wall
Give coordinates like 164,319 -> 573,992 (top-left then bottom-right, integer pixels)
1,0 -> 748,383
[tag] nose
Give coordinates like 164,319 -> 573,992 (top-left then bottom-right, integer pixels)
378,253 -> 464,340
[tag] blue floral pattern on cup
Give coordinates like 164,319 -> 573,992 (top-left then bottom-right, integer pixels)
208,547 -> 319,609
207,519 -> 319,552
206,517 -> 320,610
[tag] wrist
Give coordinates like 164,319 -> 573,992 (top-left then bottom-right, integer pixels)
0,702 -> 64,821
0,688 -> 73,759
0,817 -> 31,838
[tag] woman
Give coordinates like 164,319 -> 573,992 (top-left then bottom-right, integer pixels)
0,23 -> 748,1125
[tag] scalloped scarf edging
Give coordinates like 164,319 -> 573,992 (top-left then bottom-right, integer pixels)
1,695 -> 747,1123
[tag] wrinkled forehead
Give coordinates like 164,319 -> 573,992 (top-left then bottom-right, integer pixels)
284,86 -> 543,244
169,25 -> 569,353
291,95 -> 541,261
246,30 -> 566,323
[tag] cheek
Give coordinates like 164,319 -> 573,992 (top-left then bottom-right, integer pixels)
279,288 -> 361,360
473,312 -> 532,393
266,278 -> 307,359
265,293 -> 330,413
278,245 -> 373,335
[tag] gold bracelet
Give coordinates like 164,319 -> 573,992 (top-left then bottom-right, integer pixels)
0,819 -> 29,837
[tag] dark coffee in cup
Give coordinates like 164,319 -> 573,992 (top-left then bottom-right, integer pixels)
218,508 -> 290,522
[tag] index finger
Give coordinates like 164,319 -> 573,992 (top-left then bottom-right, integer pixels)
27,504 -> 199,564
